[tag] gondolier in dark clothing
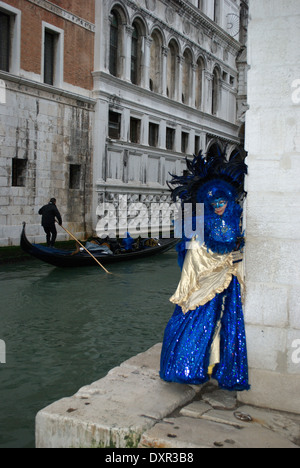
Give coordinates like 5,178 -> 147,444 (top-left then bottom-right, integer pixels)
39,198 -> 62,247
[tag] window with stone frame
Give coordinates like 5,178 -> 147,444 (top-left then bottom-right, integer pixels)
42,22 -> 63,87
44,29 -> 58,86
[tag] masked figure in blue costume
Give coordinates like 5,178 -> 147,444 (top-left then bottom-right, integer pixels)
160,150 -> 250,391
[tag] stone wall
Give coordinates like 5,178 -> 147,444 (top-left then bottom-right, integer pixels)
0,74 -> 95,245
240,0 -> 300,414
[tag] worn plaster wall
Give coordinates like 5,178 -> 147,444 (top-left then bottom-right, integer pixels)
0,76 -> 95,245
240,0 -> 300,414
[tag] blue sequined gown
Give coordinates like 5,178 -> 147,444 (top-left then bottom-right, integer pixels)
160,204 -> 250,391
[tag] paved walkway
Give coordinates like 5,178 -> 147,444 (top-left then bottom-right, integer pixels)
36,344 -> 300,448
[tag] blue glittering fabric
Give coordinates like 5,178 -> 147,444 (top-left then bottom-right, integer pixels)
204,202 -> 244,254
161,198 -> 250,391
160,276 -> 250,391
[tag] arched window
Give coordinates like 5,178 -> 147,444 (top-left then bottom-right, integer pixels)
212,67 -> 220,115
149,30 -> 163,93
207,142 -> 223,159
195,57 -> 205,109
229,148 -> 245,162
131,25 -> 139,84
182,49 -> 193,105
109,12 -> 119,77
167,40 -> 179,100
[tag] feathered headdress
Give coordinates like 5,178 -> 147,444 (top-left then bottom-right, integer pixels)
168,149 -> 247,206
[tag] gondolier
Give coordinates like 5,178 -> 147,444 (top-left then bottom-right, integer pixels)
39,198 -> 62,247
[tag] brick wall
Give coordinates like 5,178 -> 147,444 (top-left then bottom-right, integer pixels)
3,0 -> 95,90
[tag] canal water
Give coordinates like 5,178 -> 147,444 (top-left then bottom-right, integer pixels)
0,249 -> 180,448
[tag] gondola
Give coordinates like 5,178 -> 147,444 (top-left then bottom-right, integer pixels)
20,223 -> 178,268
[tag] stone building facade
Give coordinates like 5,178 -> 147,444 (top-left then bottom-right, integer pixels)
0,0 -> 96,245
0,0 -> 247,245
93,0 -> 247,236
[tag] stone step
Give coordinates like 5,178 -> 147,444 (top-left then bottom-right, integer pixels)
35,343 -> 300,449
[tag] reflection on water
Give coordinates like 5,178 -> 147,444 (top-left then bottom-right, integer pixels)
0,250 -> 179,448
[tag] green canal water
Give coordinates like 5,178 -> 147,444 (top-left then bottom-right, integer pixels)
0,249 -> 180,448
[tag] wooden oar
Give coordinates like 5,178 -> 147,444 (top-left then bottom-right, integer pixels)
57,223 -> 112,275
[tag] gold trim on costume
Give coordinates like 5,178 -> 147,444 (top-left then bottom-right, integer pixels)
170,239 -> 245,314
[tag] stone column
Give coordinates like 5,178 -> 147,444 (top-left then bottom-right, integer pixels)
204,71 -> 213,114
142,36 -> 152,91
239,0 -> 300,415
124,25 -> 134,82
190,63 -> 197,108
177,55 -> 184,103
162,46 -> 169,97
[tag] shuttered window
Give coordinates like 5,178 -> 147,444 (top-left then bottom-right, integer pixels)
0,12 -> 10,72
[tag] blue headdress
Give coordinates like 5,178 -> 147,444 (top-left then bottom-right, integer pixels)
169,149 -> 247,207
169,148 -> 247,256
